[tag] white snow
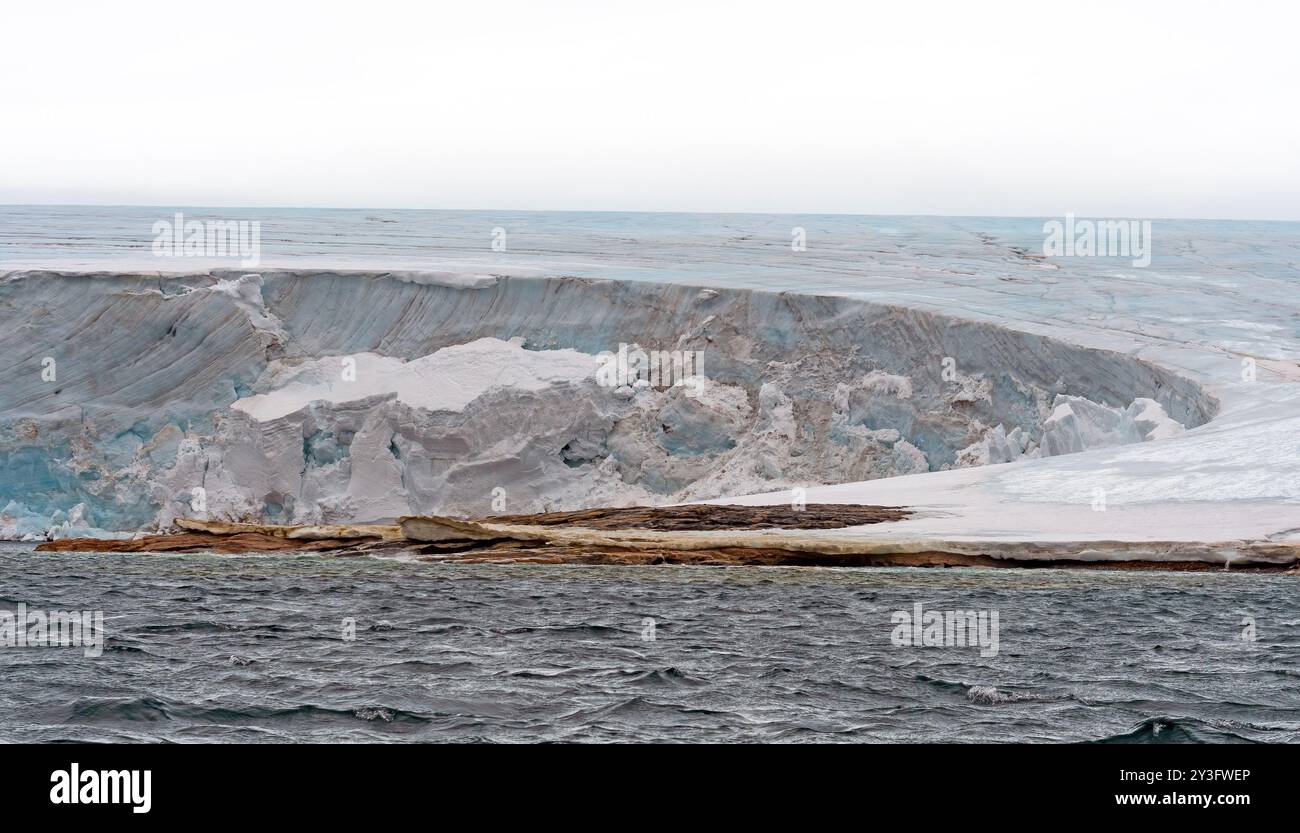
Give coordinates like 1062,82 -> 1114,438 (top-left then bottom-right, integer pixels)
231,338 -> 602,421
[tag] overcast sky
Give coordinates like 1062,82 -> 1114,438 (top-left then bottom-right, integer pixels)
2,0 -> 1297,219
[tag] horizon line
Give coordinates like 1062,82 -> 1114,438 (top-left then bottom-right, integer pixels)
2,202 -> 1298,225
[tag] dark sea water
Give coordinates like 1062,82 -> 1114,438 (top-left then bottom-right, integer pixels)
2,543 -> 1298,743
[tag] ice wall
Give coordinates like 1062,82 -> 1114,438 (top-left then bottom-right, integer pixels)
0,269 -> 1214,535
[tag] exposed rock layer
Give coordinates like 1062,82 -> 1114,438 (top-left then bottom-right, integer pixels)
35,504 -> 1297,571
483,503 -> 909,531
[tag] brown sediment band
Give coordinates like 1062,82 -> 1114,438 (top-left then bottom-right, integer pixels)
481,503 -> 910,531
31,503 -> 1300,572
33,504 -> 908,557
34,531 -> 369,554
423,544 -> 1294,571
173,518 -> 404,540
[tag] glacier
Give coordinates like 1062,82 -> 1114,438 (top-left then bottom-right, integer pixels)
0,209 -> 1297,565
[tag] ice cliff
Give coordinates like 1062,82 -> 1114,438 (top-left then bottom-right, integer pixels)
0,269 -> 1213,537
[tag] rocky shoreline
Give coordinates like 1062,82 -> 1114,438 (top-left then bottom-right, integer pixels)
33,504 -> 1298,572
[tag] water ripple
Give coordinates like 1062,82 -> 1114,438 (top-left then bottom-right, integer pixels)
1,544 -> 1297,742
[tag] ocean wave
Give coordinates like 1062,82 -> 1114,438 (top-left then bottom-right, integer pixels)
1091,716 -> 1258,744
965,685 -> 1037,705
8,548 -> 1300,743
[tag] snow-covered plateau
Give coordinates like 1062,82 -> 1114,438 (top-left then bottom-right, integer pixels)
1,212 -> 1297,565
